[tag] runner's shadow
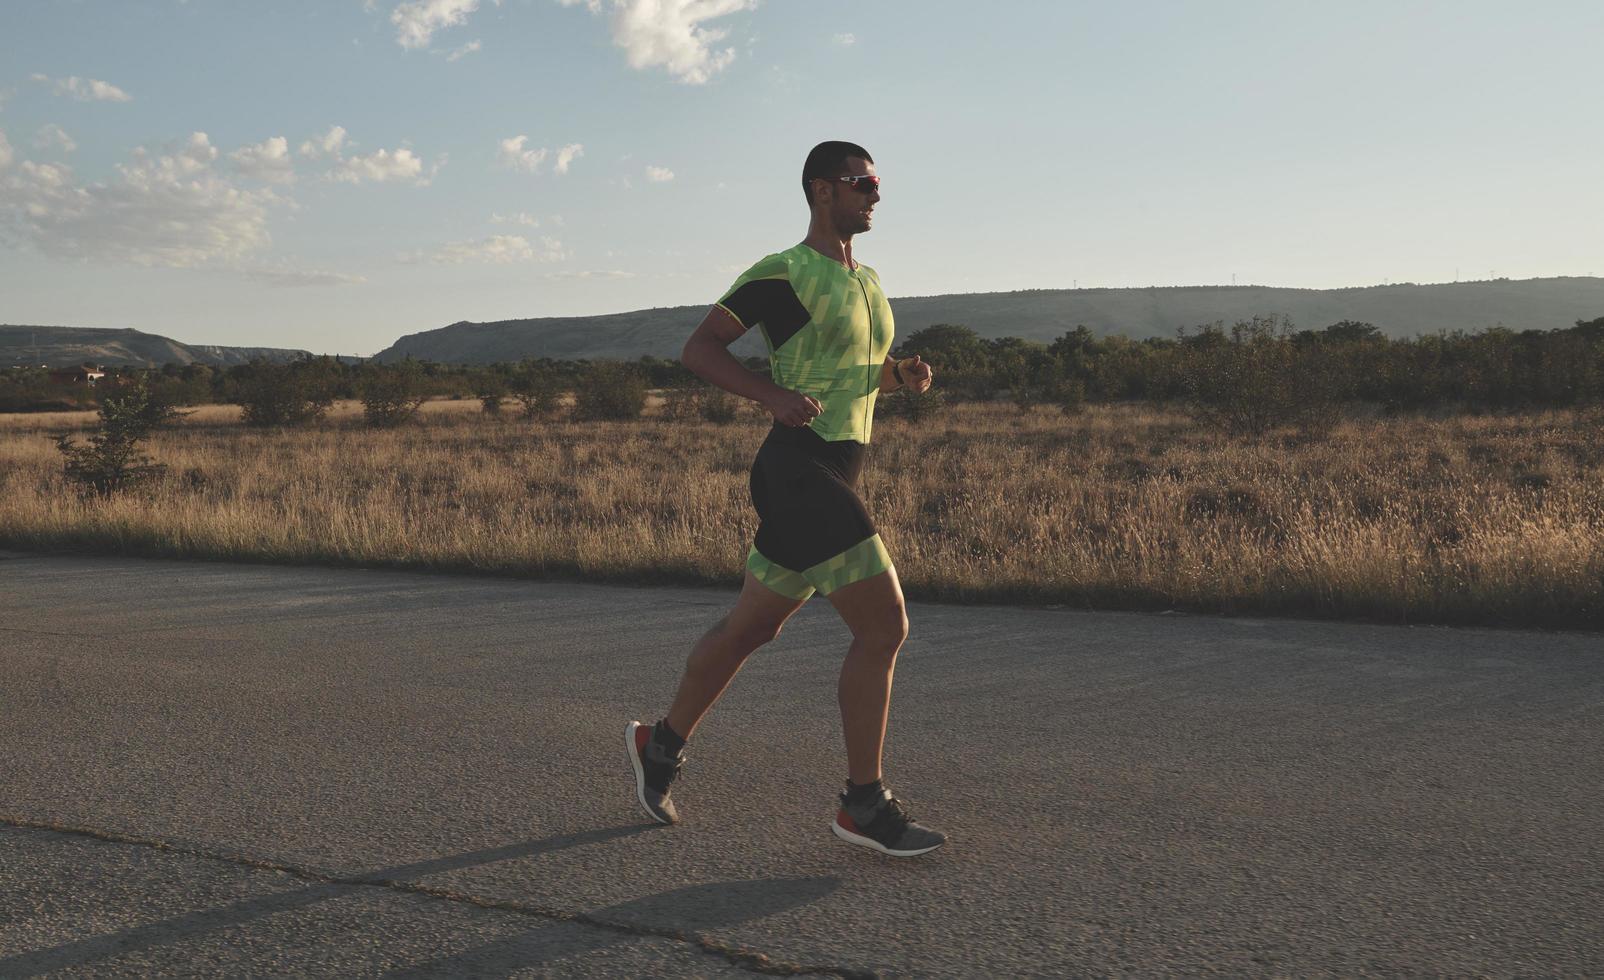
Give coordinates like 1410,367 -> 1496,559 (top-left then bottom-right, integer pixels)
383,876 -> 845,977
0,824 -> 650,977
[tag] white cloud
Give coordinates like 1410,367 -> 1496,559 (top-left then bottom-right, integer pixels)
245,267 -> 368,288
559,0 -> 754,84
553,142 -> 584,175
497,135 -> 548,172
445,39 -> 482,61
390,0 -> 491,49
542,268 -> 635,279
32,74 -> 133,103
32,124 -> 77,154
645,164 -> 674,183
299,125 -> 348,159
490,211 -> 540,226
0,131 -> 279,268
293,126 -> 437,184
163,131 -> 219,173
332,147 -> 426,184
230,136 -> 295,183
833,33 -> 856,46
403,233 -> 568,264
613,0 -> 753,83
0,129 -> 13,170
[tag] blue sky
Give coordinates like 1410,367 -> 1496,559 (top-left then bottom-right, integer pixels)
2,0 -> 1601,356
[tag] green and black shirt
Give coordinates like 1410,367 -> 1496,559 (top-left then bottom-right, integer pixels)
716,243 -> 895,444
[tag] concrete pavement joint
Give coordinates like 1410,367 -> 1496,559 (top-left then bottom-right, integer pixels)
0,814 -> 875,979
1,626 -> 89,638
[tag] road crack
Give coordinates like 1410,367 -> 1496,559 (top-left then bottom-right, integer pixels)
0,813 -> 874,979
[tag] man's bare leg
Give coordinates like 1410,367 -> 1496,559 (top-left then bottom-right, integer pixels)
823,563 -> 946,855
664,570 -> 807,739
825,566 -> 909,784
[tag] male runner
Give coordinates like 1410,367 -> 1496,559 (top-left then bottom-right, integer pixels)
626,141 -> 946,858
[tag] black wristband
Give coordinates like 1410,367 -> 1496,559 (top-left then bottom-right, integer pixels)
892,361 -> 906,386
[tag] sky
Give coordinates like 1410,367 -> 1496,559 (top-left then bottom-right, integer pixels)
1,0 -> 1601,356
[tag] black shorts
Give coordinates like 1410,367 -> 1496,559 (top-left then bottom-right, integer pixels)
745,422 -> 892,600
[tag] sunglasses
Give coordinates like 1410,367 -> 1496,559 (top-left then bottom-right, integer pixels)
828,174 -> 880,193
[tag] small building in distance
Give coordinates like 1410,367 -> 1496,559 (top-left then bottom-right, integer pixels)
48,363 -> 107,386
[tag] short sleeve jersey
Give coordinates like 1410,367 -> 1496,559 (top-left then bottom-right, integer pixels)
715,243 -> 895,444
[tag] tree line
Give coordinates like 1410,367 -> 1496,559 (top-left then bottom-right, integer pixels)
6,315 -> 1603,438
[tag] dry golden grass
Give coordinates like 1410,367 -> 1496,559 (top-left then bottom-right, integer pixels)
3,398 -> 1601,628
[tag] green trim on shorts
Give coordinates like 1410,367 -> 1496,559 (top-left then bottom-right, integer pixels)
746,543 -> 817,601
804,533 -> 892,596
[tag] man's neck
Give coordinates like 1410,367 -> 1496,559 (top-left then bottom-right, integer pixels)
802,218 -> 855,269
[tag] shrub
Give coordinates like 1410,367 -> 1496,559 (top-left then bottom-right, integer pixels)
1049,376 -> 1087,415
235,357 -> 335,427
475,376 -> 507,416
508,362 -> 562,420
881,386 -> 947,423
699,387 -> 739,424
572,362 -> 647,421
1180,316 -> 1337,438
658,385 -> 700,423
1010,384 -> 1042,413
359,360 -> 428,427
54,379 -> 169,496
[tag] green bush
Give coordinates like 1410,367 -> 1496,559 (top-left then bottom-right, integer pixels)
573,362 -> 647,421
881,386 -> 947,423
359,360 -> 427,427
1181,316 -> 1336,437
1049,376 -> 1087,415
698,387 -> 739,424
235,358 -> 335,427
508,361 -> 563,420
658,385 -> 700,423
54,379 -> 169,496
474,375 -> 507,416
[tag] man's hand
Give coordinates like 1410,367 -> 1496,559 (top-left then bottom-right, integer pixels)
899,355 -> 933,394
765,388 -> 823,427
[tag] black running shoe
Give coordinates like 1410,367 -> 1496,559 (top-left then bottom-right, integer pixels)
625,721 -> 685,825
832,786 -> 947,857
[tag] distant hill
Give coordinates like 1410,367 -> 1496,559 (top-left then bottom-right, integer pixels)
373,277 -> 1604,365
1,326 -> 311,369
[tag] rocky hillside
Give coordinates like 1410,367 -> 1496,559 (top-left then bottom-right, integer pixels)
1,326 -> 310,369
372,277 -> 1604,365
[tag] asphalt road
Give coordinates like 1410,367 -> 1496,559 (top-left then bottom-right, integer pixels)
2,551 -> 1601,977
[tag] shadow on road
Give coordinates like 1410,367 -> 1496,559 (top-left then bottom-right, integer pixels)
387,876 -> 846,977
1,823 -> 836,976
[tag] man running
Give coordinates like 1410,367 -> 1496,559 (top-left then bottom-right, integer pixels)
626,140 -> 946,858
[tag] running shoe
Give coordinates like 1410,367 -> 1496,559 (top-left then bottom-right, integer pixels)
625,720 -> 685,825
832,786 -> 947,857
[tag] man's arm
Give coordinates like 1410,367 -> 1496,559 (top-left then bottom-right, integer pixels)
882,354 -> 932,394
879,355 -> 905,395
681,305 -> 786,405
684,300 -> 822,428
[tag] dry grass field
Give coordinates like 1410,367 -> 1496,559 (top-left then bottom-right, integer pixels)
3,396 -> 1601,629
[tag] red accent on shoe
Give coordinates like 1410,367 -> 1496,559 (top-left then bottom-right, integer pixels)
634,725 -> 650,755
836,811 -> 859,833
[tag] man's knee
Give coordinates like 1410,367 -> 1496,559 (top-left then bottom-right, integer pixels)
849,606 -> 908,650
722,614 -> 785,649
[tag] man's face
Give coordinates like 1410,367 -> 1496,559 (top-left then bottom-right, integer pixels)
817,156 -> 879,235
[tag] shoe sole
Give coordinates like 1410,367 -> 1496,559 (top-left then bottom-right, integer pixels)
831,817 -> 945,857
625,721 -> 674,825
